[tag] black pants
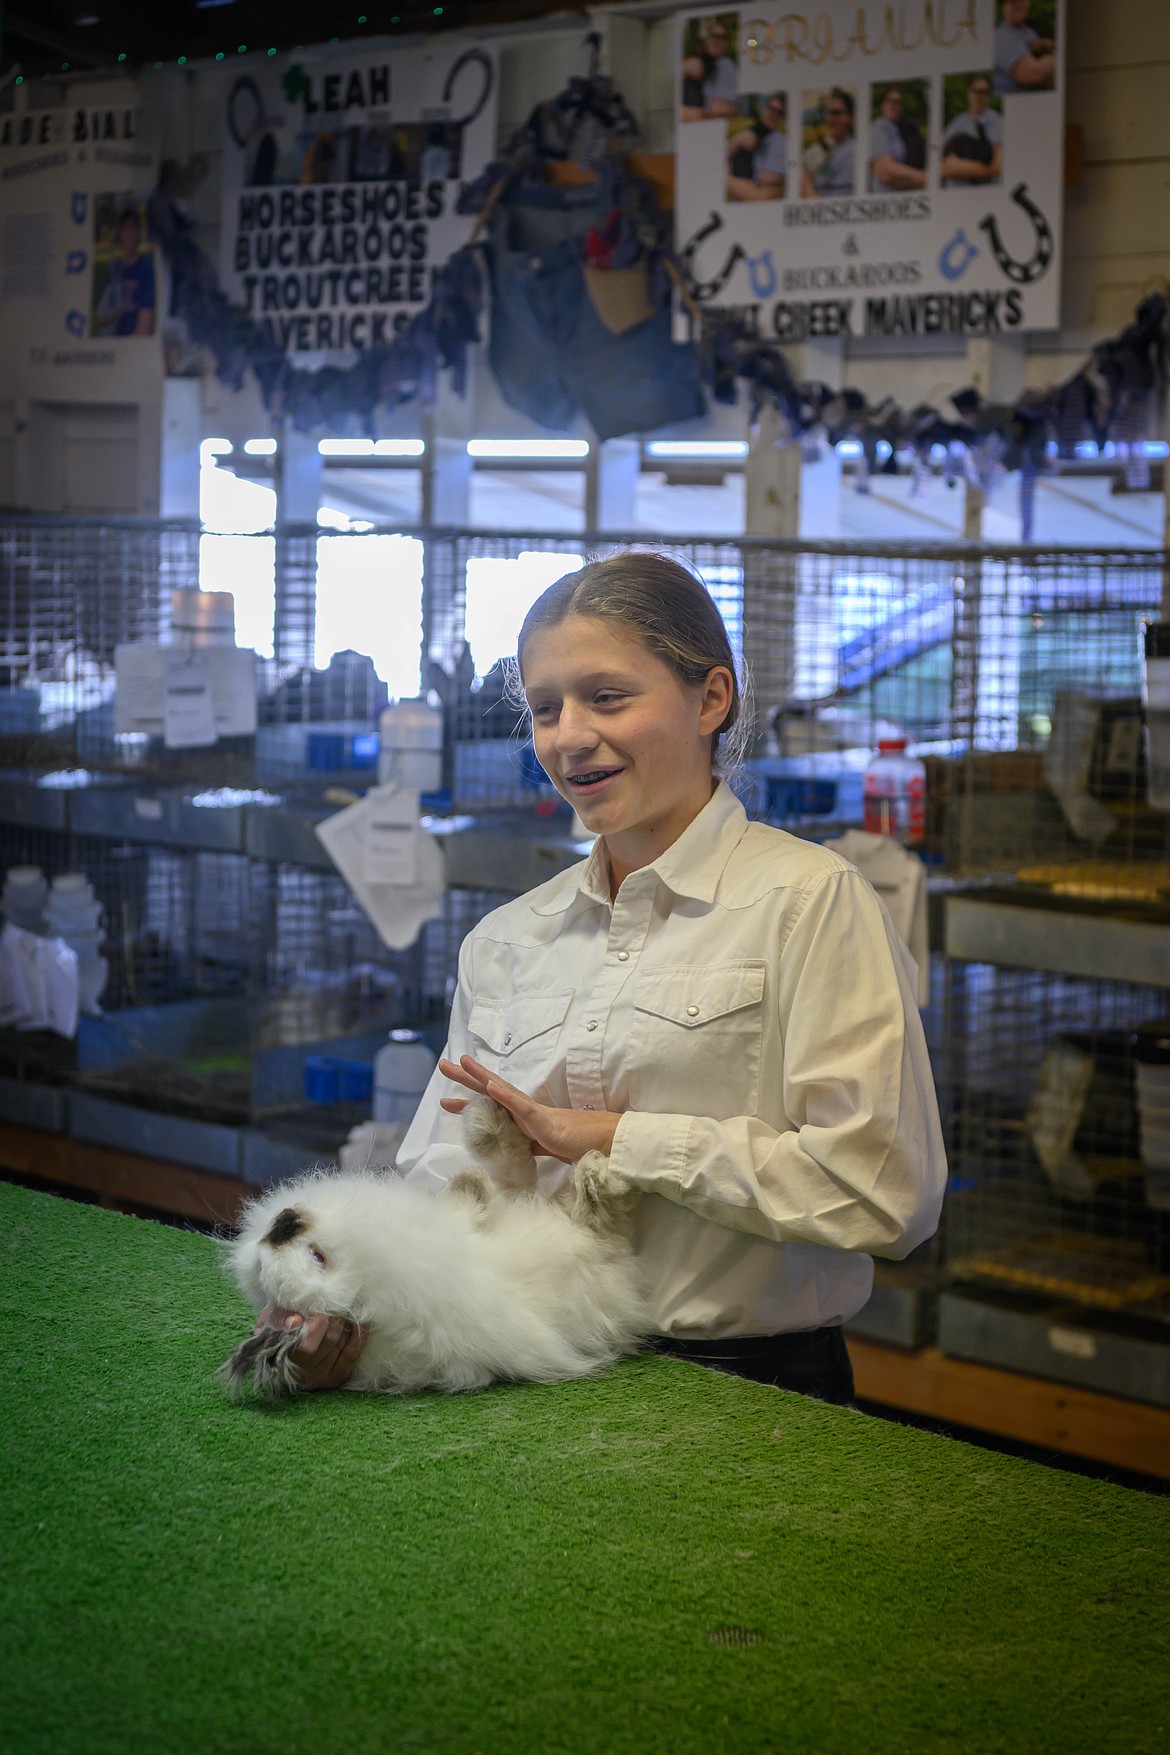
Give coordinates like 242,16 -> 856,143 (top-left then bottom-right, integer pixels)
648,1326 -> 855,1406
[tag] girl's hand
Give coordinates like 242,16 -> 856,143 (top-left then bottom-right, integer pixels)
256,1304 -> 368,1391
439,1054 -> 620,1164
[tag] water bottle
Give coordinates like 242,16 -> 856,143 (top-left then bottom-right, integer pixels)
373,1029 -> 437,1127
377,697 -> 444,793
862,738 -> 926,845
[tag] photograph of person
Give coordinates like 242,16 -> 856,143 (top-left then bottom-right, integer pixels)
994,0 -> 1057,94
681,14 -> 739,121
801,87 -> 855,197
90,197 -> 156,338
726,93 -> 787,202
868,81 -> 928,192
941,72 -> 1004,186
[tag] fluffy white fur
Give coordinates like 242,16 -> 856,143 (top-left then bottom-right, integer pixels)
222,1099 -> 649,1396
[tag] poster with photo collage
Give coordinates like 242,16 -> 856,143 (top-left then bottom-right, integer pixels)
675,0 -> 1065,341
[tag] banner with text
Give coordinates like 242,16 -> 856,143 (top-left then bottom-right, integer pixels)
676,0 -> 1064,341
0,104 -> 161,401
220,40 -> 496,356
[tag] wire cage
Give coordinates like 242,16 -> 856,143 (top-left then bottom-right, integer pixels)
3,514 -> 1166,857
3,513 -> 1170,1343
939,955 -> 1170,1400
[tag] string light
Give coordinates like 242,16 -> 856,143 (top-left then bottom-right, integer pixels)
267,47 -> 277,56
237,44 -> 247,53
178,56 -> 187,64
215,51 -> 225,60
14,74 -> 23,84
117,52 -> 126,61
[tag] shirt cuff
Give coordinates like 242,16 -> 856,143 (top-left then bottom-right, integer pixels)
609,1109 -> 691,1199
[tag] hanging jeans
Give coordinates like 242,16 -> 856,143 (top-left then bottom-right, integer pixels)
485,182 -> 706,440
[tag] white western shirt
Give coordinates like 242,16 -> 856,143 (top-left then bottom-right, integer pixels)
397,782 -> 948,1338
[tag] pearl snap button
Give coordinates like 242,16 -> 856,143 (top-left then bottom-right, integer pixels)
687,1005 -> 699,1017
503,1032 -> 512,1046
616,950 -> 629,961
586,1019 -> 598,1031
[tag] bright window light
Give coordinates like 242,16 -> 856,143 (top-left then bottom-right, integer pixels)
644,440 -> 748,459
199,451 -> 276,657
319,438 -> 376,456
463,551 -> 583,676
200,437 -> 233,459
314,532 -> 424,697
467,439 -> 590,460
243,437 -> 278,455
373,438 -> 425,457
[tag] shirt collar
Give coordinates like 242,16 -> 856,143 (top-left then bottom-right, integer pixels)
530,780 -> 749,915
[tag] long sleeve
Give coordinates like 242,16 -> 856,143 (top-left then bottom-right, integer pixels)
395,932 -> 476,1188
608,869 -> 947,1260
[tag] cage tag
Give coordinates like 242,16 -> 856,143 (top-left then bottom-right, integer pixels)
163,650 -> 217,749
1047,1326 -> 1097,1361
365,782 -> 420,886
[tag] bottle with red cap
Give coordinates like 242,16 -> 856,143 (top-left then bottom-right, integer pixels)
862,738 -> 926,845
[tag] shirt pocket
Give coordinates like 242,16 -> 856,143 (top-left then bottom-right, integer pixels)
630,961 -> 767,1117
467,990 -> 575,1093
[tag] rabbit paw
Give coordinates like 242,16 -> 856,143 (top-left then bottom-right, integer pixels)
570,1150 -> 634,1233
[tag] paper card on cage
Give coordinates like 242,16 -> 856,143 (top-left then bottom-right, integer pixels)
365,783 -> 420,886
315,790 -> 445,951
114,642 -> 166,735
115,643 -> 257,740
208,647 -> 258,737
163,650 -> 217,749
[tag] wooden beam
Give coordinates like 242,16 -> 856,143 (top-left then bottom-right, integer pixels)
0,1123 -> 259,1228
850,1336 -> 1170,1482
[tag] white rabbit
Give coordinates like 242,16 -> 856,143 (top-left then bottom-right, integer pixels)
219,1098 -> 648,1398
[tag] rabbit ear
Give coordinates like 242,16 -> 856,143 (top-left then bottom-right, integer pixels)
262,1206 -> 307,1247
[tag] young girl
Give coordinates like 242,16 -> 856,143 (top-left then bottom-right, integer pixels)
286,551 -> 947,1403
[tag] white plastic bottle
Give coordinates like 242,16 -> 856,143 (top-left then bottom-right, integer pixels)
377,697 -> 444,793
373,1029 -> 437,1127
862,738 -> 926,845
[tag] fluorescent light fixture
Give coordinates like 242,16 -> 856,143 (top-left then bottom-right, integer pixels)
318,438 -> 376,456
243,438 -> 278,455
200,437 -> 233,459
373,438 -> 425,456
466,439 -> 590,459
835,439 -> 863,458
645,440 -> 749,459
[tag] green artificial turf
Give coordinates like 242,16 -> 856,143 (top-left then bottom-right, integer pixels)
3,1180 -> 1169,1755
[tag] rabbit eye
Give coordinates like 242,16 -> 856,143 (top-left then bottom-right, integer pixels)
310,1246 -> 327,1267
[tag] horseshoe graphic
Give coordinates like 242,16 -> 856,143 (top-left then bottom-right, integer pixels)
441,48 -> 494,127
680,211 -> 745,302
748,249 -> 777,299
979,182 -> 1053,286
938,228 -> 977,282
